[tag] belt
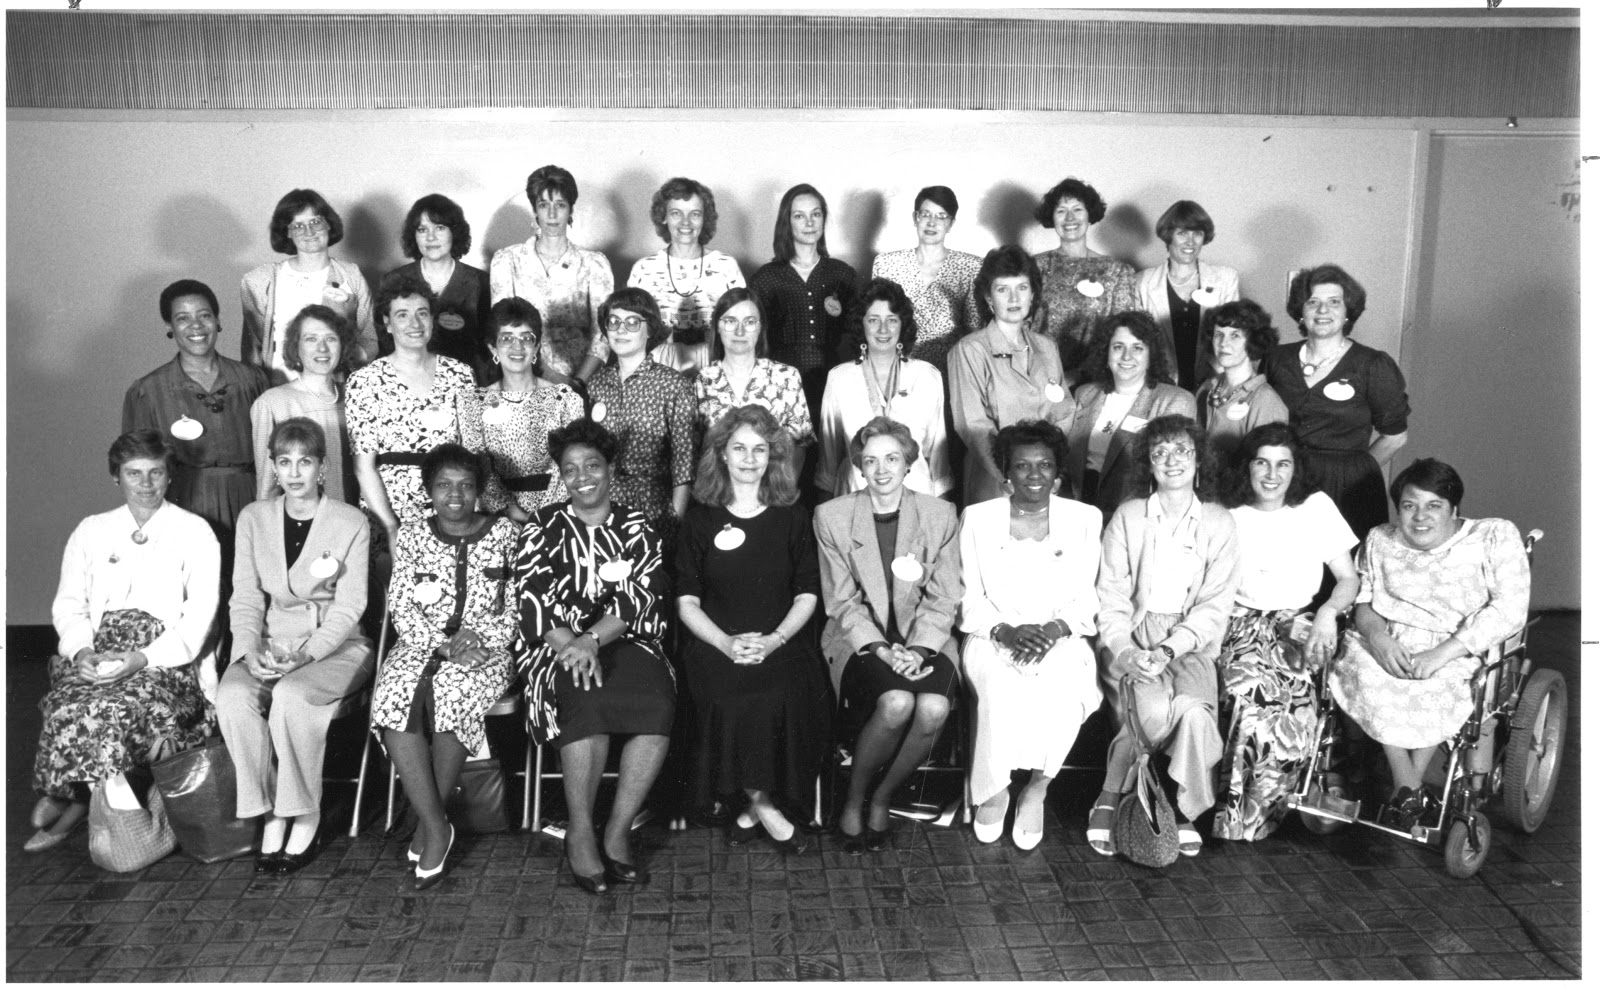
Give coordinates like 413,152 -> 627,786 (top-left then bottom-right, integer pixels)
377,452 -> 427,467
504,473 -> 553,493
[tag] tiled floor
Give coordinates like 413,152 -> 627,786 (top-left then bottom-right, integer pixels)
7,614 -> 1581,981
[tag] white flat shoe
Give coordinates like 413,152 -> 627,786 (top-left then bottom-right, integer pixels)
31,796 -> 68,830
24,825 -> 75,853
972,791 -> 1009,844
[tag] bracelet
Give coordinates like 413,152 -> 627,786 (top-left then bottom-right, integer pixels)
773,630 -> 788,645
991,623 -> 1008,640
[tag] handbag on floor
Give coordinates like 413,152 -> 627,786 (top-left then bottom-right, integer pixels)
1113,677 -> 1181,869
151,735 -> 258,863
88,777 -> 177,872
445,757 -> 509,834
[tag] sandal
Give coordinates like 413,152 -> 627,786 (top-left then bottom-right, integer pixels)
1177,821 -> 1202,857
1086,804 -> 1117,857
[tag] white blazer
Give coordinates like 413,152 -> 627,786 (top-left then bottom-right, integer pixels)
1134,261 -> 1241,385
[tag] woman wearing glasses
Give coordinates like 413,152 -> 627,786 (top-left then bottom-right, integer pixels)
584,289 -> 699,540
241,188 -> 379,383
868,186 -> 982,374
1264,265 -> 1410,539
1090,415 -> 1241,860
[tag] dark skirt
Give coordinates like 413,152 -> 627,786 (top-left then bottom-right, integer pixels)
838,649 -> 958,748
683,643 -> 834,816
1304,447 -> 1389,540
552,641 -> 676,746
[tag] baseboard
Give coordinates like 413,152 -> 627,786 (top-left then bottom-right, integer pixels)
8,625 -> 57,662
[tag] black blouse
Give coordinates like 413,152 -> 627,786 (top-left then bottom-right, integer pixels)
1264,340 -> 1410,453
748,258 -> 858,374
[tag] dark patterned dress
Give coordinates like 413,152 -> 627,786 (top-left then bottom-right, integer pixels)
585,357 -> 698,538
469,382 -> 584,516
369,516 -> 518,754
510,503 -> 675,746
1028,252 -> 1139,376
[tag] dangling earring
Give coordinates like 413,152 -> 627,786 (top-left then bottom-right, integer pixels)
857,342 -> 867,364
491,352 -> 501,365
895,342 -> 904,362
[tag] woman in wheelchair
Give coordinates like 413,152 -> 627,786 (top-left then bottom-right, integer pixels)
1092,415 -> 1242,858
815,417 -> 962,855
511,419 -> 676,894
959,420 -> 1104,850
369,443 -> 519,890
1329,458 -> 1530,830
1213,423 -> 1358,841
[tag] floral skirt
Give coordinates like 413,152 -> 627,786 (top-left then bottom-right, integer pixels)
370,640 -> 513,755
1329,622 -> 1477,750
33,609 -> 213,799
1213,608 -> 1320,841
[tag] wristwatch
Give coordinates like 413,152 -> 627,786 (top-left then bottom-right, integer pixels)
1156,644 -> 1176,662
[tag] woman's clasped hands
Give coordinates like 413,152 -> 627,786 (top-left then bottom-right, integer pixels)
243,643 -> 313,681
874,643 -> 933,681
724,631 -> 781,666
1122,645 -> 1172,683
556,629 -> 603,690
73,648 -> 149,685
996,620 -> 1067,666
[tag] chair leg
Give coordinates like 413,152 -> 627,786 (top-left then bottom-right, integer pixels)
521,734 -> 535,832
385,762 -> 399,833
531,743 -> 545,833
349,731 -> 372,839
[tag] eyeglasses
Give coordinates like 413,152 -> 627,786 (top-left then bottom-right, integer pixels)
606,315 -> 647,332
718,316 -> 760,331
1149,446 -> 1196,465
288,217 -> 328,235
914,210 -> 951,224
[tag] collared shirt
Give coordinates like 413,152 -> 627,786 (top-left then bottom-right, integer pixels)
122,354 -> 269,470
693,358 -> 814,444
947,323 -> 1075,503
748,257 -> 857,373
1195,372 -> 1290,462
488,234 -> 615,375
586,357 -> 698,530
1143,492 -> 1205,614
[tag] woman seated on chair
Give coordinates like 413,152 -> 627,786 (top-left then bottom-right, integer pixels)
1329,458 -> 1530,830
369,442 -> 519,890
512,418 -> 676,895
958,419 -> 1104,851
28,430 -> 219,853
815,417 -> 961,855
218,417 -> 374,874
1213,422 -> 1358,841
676,404 -> 833,855
1092,415 -> 1241,860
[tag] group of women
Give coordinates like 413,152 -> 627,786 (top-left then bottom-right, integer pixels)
28,168 -> 1530,897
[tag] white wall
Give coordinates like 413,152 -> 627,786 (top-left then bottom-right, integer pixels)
8,108 -> 1571,623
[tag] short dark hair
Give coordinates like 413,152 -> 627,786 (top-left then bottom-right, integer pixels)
1287,263 -> 1368,336
599,288 -> 671,355
487,296 -> 542,343
525,165 -> 578,215
1082,310 -> 1175,389
159,279 -> 219,323
1224,422 -> 1315,509
420,442 -> 486,492
1154,200 -> 1216,245
913,185 -> 959,219
709,287 -> 769,362
991,419 -> 1070,480
650,177 -> 719,245
109,429 -> 176,477
401,193 -> 471,261
848,416 -> 920,473
973,245 -> 1043,325
1034,177 -> 1107,228
1390,457 -> 1465,512
269,188 -> 345,255
693,404 -> 799,508
375,275 -> 437,328
1202,298 -> 1279,365
282,304 -> 355,374
1129,415 -> 1221,503
772,183 -> 829,263
268,416 -> 328,461
547,417 -> 621,467
845,277 -> 918,356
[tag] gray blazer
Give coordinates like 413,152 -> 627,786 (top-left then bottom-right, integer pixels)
1065,381 -> 1197,517
230,494 -> 371,663
814,489 -> 962,697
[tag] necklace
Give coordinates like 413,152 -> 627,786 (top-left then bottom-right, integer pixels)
865,357 -> 901,416
1010,502 -> 1049,516
666,249 -> 705,298
1300,340 -> 1348,377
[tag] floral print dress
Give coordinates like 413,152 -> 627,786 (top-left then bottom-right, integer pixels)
1029,252 -> 1139,375
693,358 -> 814,444
369,516 -> 519,754
469,383 -> 584,516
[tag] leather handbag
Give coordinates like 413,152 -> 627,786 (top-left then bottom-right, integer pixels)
1113,677 -> 1181,869
151,735 -> 258,863
88,778 -> 177,872
445,758 -> 509,834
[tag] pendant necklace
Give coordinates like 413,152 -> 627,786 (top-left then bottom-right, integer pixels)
666,249 -> 705,298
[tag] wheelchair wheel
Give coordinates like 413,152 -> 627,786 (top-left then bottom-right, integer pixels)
1298,774 -> 1348,835
1443,810 -> 1490,878
1502,668 -> 1567,833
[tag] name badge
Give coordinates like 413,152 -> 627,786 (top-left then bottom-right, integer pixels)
823,295 -> 842,317
308,551 -> 339,579
591,401 -> 608,423
1043,382 -> 1066,404
1323,380 -> 1355,402
598,559 -> 632,583
1121,415 -> 1149,433
482,402 -> 513,426
1075,279 -> 1104,299
413,579 -> 444,606
171,415 -> 204,441
1225,402 -> 1250,421
421,407 -> 455,432
713,524 -> 745,551
890,554 -> 924,582
1191,286 -> 1220,307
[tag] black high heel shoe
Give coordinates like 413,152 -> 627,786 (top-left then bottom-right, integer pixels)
864,823 -> 894,854
254,851 -> 285,874
727,819 -> 765,846
770,831 -> 813,855
413,825 -> 455,891
600,850 -> 647,886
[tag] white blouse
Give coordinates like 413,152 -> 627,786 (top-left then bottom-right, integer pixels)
816,358 -> 952,497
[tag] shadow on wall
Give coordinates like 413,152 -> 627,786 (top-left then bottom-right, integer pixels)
838,187 -> 886,275
343,192 -> 405,285
157,193 -> 254,273
602,166 -> 663,290
976,182 -> 1039,248
1242,204 -> 1323,311
1100,203 -> 1152,269
483,196 -> 532,265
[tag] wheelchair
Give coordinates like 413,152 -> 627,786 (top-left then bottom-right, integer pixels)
1286,528 -> 1566,878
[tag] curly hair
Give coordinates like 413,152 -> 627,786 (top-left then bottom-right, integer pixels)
1201,298 -> 1279,365
1128,415 -> 1220,503
650,177 -> 718,245
598,288 -> 671,355
268,416 -> 328,461
420,442 -> 486,492
709,288 -> 770,362
1287,263 -> 1368,336
1033,177 -> 1107,228
1390,457 -> 1465,512
848,416 -> 920,474
375,274 -> 437,329
1081,310 -> 1175,389
973,245 -> 1042,325
991,419 -> 1069,480
108,429 -> 175,477
282,304 -> 355,375
547,417 -> 620,467
844,277 -> 918,357
401,193 -> 472,261
693,404 -> 799,508
1223,422 -> 1315,509
269,188 -> 344,255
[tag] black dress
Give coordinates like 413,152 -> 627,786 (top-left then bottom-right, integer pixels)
1264,340 -> 1410,540
675,502 -> 833,815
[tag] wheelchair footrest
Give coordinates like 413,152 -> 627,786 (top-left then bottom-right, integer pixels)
1294,787 -> 1361,823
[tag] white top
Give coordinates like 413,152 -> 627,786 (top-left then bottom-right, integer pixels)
1230,491 -> 1357,611
627,249 -> 746,333
52,502 -> 222,696
1086,390 -> 1136,472
269,262 -> 331,379
957,496 -> 1102,637
816,358 -> 952,497
1143,493 -> 1206,614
